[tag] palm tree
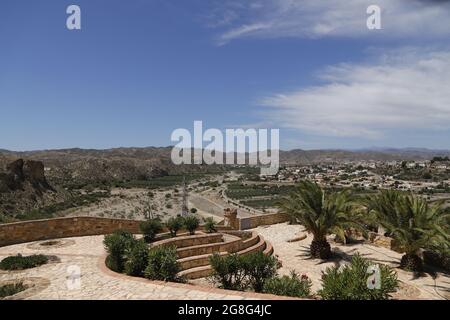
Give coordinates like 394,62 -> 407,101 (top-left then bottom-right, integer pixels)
363,190 -> 449,272
277,180 -> 360,259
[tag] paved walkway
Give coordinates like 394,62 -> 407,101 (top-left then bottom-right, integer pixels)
255,223 -> 450,300
1,224 -> 448,300
0,235 -> 280,300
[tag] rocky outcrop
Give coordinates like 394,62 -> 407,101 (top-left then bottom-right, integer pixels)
0,159 -> 51,193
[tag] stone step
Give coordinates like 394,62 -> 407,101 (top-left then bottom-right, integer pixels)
176,236 -> 241,259
178,251 -> 228,270
151,233 -> 224,249
178,265 -> 213,280
240,233 -> 260,249
178,237 -> 272,280
236,235 -> 266,256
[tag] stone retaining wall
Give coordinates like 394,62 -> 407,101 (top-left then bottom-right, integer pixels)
238,212 -> 290,230
152,233 -> 224,249
0,217 -> 234,247
0,217 -> 142,247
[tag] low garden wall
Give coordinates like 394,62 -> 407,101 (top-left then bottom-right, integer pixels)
0,217 -> 142,247
0,216 -> 234,247
238,212 -> 290,230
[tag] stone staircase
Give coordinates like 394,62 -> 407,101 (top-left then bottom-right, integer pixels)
173,232 -> 274,280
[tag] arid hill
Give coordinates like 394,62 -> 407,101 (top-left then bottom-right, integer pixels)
1,147 -> 449,221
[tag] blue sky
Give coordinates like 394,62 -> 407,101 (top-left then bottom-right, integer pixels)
1,0 -> 450,151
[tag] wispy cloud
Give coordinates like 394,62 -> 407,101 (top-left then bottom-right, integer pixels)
259,48 -> 450,139
210,0 -> 450,44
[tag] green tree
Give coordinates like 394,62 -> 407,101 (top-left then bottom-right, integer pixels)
166,216 -> 184,237
363,190 -> 449,272
277,180 -> 361,259
140,218 -> 163,242
183,215 -> 200,235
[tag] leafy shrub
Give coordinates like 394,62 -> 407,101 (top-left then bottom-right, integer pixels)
209,253 -> 247,290
0,254 -> 48,270
140,218 -> 163,242
144,246 -> 183,282
203,217 -> 217,233
103,230 -> 135,273
0,282 -> 27,298
124,239 -> 149,277
184,215 -> 200,235
166,216 -> 184,237
318,254 -> 398,300
263,271 -> 312,298
241,252 -> 277,292
209,252 -> 277,292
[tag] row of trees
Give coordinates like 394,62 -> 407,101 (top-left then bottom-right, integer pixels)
278,180 -> 449,272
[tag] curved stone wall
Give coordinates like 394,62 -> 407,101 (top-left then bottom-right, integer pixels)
0,217 -> 142,247
0,216 -> 234,247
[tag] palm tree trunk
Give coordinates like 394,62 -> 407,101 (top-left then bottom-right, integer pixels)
400,253 -> 423,272
310,237 -> 331,259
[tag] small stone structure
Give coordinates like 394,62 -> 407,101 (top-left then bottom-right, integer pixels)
223,208 -> 239,229
368,232 -> 403,253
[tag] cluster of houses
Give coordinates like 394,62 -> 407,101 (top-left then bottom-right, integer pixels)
263,159 -> 450,193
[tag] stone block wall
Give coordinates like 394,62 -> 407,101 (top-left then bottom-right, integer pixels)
0,217 -> 142,247
238,212 -> 290,230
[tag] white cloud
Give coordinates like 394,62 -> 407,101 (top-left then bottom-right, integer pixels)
259,49 -> 450,139
219,23 -> 272,45
214,0 -> 450,43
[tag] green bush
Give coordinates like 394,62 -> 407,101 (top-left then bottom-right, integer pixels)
103,230 -> 135,273
124,239 -> 149,277
0,282 -> 27,298
203,217 -> 217,233
140,218 -> 163,242
209,252 -> 277,292
263,271 -> 312,298
241,252 -> 277,292
0,254 -> 48,270
209,253 -> 247,290
184,215 -> 200,235
166,216 -> 184,237
318,254 -> 398,300
144,246 -> 183,282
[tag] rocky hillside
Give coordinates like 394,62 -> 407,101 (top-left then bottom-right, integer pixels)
1,146 -> 449,221
0,159 -> 65,220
